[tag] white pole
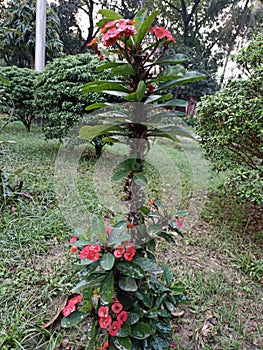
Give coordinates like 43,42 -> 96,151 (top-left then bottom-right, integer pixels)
35,0 -> 46,71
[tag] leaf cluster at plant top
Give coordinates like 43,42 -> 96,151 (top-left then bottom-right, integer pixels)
62,201 -> 187,350
197,32 -> 263,203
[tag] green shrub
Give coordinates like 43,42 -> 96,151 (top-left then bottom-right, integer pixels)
0,66 -> 39,131
34,52 -> 118,142
197,34 -> 263,203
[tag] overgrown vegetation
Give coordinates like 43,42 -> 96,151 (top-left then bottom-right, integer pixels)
0,122 -> 262,349
197,33 -> 263,203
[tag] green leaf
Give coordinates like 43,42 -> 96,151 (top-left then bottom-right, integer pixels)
155,71 -> 207,92
100,271 -> 114,304
130,322 -> 152,339
146,129 -> 178,142
144,93 -> 173,104
133,172 -> 148,186
111,64 -> 135,76
119,276 -> 138,291
85,272 -> 107,289
95,62 -> 126,72
98,9 -> 123,20
124,81 -> 146,102
134,10 -> 159,46
71,280 -> 88,293
91,215 -> 107,244
173,210 -> 188,217
152,336 -> 170,350
163,264 -> 174,286
102,137 -> 119,143
155,53 -> 188,65
112,169 -> 130,181
85,102 -> 107,111
148,224 -> 162,236
0,74 -> 9,84
100,252 -> 115,270
116,324 -> 132,338
158,232 -> 175,245
149,275 -> 170,293
133,257 -> 163,274
152,65 -> 186,82
108,225 -> 131,247
116,261 -> 145,278
113,336 -> 132,350
126,312 -> 140,325
79,125 -> 115,140
61,311 -> 87,328
82,81 -> 129,94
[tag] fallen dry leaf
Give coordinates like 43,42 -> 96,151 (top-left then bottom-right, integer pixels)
172,310 -> 185,317
38,297 -> 68,329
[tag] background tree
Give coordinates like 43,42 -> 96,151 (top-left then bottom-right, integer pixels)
197,32 -> 263,203
0,0 -> 63,68
34,52 -> 119,155
142,0 -> 263,98
0,66 -> 40,131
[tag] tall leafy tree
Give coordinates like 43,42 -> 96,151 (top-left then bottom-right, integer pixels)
0,0 -> 63,68
143,0 -> 263,96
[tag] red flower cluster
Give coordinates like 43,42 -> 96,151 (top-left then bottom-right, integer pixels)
113,243 -> 136,261
149,26 -> 176,42
80,244 -> 101,260
173,217 -> 183,229
100,19 -> 137,46
68,235 -> 79,254
100,341 -> 109,350
98,301 -> 128,338
62,295 -> 82,317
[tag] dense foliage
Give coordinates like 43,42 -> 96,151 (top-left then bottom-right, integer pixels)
34,52 -> 117,142
197,33 -> 263,203
0,66 -> 39,131
0,0 -> 62,68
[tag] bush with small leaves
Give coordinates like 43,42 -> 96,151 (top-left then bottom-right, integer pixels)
34,52 -> 119,144
0,66 -> 39,132
197,33 -> 263,203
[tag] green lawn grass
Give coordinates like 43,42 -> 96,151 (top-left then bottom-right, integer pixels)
0,122 -> 262,349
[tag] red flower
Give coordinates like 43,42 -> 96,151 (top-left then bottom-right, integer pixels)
147,84 -> 155,93
70,245 -> 78,254
99,315 -> 112,329
80,244 -> 101,260
112,296 -> 119,303
108,321 -> 121,336
100,341 -> 109,350
86,38 -> 98,46
62,302 -> 75,317
111,302 -> 123,314
68,295 -> 82,305
100,20 -> 118,34
124,246 -> 136,261
102,27 -> 120,46
113,246 -> 125,258
68,236 -> 78,244
127,223 -> 134,228
98,306 -> 109,318
149,26 -> 176,42
174,217 -> 183,229
117,310 -> 128,324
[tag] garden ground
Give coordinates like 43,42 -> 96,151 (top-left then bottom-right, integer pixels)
0,122 -> 262,349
